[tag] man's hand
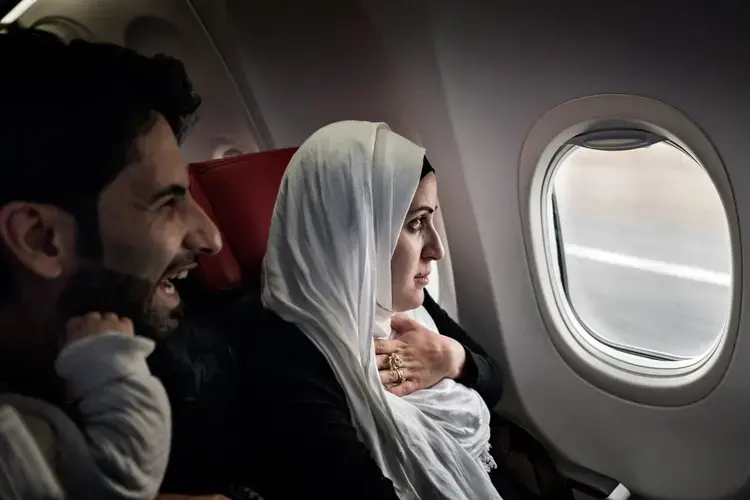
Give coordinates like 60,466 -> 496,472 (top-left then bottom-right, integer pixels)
374,316 -> 466,397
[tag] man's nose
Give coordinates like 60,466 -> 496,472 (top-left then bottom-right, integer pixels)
184,203 -> 223,256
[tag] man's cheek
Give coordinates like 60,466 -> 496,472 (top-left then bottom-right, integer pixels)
101,239 -> 165,282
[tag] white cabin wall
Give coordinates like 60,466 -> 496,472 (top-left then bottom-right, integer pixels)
417,1 -> 750,498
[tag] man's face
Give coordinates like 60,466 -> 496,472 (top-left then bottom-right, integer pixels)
88,114 -> 222,336
0,113 -> 221,341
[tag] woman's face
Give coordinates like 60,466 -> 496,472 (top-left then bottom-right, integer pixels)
391,172 -> 444,312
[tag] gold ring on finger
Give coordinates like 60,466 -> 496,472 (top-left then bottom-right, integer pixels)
394,367 -> 404,385
388,353 -> 405,371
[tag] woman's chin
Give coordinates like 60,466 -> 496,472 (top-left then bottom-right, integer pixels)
393,289 -> 424,312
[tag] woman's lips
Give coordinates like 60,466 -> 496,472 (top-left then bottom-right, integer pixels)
414,273 -> 430,286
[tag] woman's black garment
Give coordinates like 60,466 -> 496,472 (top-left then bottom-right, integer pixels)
421,290 -> 504,407
421,156 -> 435,179
241,289 -> 504,500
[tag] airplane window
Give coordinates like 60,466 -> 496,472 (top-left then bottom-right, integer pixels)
551,139 -> 732,361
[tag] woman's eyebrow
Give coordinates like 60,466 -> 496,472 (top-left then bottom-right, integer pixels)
407,205 -> 438,215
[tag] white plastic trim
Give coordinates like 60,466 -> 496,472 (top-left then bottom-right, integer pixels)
607,483 -> 631,500
518,94 -> 741,406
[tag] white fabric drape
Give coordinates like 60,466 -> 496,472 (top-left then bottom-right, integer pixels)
383,306 -> 496,474
262,120 -> 501,499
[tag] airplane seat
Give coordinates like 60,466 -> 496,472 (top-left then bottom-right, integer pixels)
188,147 -> 298,292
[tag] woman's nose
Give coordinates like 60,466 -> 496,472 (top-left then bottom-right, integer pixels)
424,229 -> 445,261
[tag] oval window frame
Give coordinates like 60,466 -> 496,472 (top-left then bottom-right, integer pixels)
518,94 -> 741,406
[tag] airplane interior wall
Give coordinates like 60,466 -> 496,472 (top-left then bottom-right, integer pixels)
193,0 -> 412,148
11,0 -> 750,498
415,2 -> 749,499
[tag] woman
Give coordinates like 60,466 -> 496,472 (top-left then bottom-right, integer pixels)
244,121 -> 505,499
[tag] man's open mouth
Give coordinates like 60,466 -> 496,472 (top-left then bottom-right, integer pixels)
159,269 -> 190,295
158,265 -> 195,295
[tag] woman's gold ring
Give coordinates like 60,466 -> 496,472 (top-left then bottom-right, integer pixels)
392,367 -> 404,385
388,353 -> 404,371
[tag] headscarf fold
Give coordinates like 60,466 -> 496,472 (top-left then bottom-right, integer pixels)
262,120 -> 501,499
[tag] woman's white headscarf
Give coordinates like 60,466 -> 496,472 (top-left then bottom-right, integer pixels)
262,121 -> 502,499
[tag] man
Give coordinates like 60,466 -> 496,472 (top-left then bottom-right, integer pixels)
0,25 -> 221,497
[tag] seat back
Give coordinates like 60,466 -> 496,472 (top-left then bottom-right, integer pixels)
188,148 -> 297,291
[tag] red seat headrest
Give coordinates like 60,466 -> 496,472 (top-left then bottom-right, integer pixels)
188,148 -> 298,291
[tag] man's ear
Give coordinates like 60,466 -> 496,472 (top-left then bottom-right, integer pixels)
0,203 -> 76,280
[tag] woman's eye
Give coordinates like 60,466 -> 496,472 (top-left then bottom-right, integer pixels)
408,217 -> 424,231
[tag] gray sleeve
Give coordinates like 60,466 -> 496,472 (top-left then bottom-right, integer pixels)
0,405 -> 65,500
54,332 -> 171,500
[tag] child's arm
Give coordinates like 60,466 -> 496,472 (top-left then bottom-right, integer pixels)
0,405 -> 65,500
55,312 -> 171,500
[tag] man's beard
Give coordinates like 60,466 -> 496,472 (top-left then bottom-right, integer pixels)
56,265 -> 182,341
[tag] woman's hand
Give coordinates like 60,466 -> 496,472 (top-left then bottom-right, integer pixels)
374,316 -> 467,397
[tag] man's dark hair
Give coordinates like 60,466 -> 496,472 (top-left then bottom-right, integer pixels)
0,26 -> 201,303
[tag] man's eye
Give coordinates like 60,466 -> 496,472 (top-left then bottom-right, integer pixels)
161,197 -> 179,209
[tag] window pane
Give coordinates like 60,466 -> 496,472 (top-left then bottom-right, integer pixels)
552,142 -> 732,359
